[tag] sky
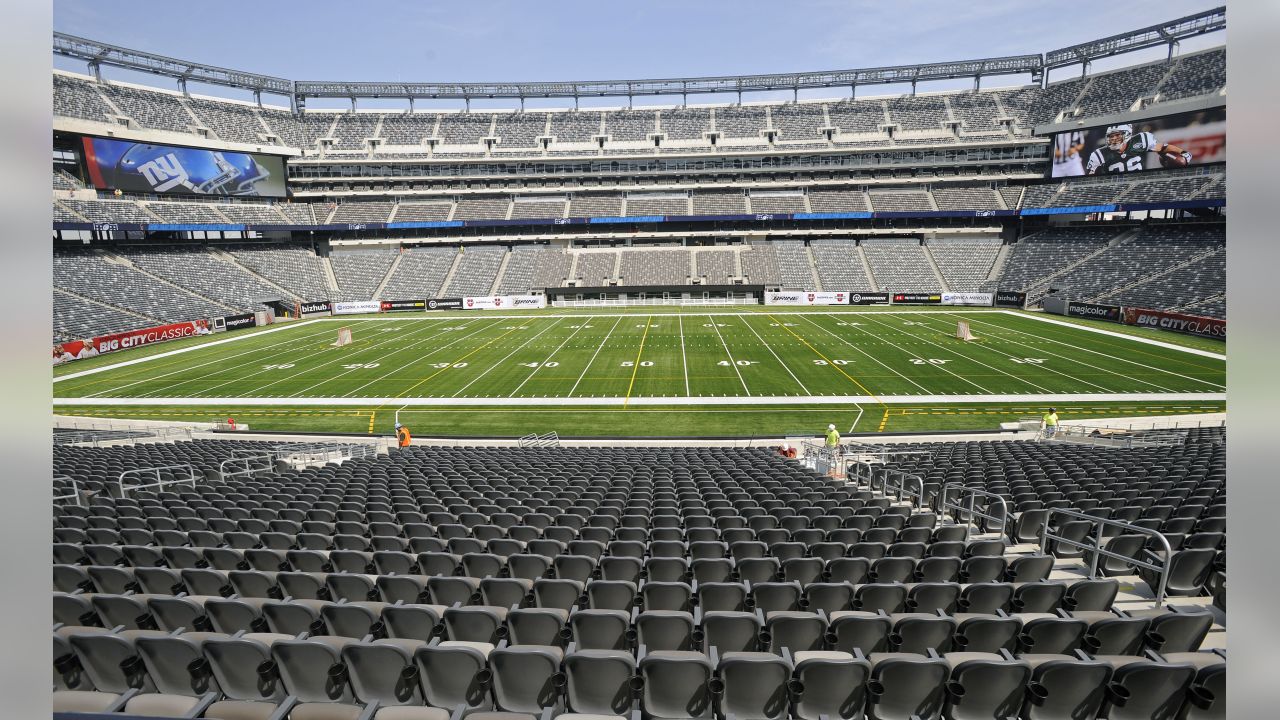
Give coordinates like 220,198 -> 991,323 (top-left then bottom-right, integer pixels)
51,0 -> 1226,110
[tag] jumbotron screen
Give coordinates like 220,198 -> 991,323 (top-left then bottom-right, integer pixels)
81,136 -> 287,198
1047,106 -> 1225,178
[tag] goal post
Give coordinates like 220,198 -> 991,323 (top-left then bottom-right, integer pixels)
956,320 -> 975,342
331,327 -> 353,347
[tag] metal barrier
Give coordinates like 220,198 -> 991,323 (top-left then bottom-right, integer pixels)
849,461 -> 925,508
842,439 -> 934,464
53,475 -> 82,506
518,432 -> 561,448
118,465 -> 198,498
937,484 -> 1008,538
217,454 -> 275,481
53,424 -> 195,446
1041,508 -> 1174,607
272,442 -> 379,467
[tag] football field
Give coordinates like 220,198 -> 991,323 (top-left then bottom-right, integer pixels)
53,309 -> 1225,436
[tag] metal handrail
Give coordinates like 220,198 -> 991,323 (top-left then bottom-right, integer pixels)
850,461 -> 925,508
938,484 -> 1008,538
53,475 -> 82,506
218,454 -> 275,481
1041,507 -> 1174,607
118,464 -> 198,498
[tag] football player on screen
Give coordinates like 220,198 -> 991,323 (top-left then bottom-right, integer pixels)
1086,123 -> 1192,175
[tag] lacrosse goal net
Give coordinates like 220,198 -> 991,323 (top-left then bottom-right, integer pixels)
331,327 -> 353,347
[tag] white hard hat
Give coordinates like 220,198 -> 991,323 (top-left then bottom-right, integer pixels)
394,422 -> 402,429
828,424 -> 836,431
781,443 -> 790,450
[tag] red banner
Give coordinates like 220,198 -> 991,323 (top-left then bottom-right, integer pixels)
1121,307 -> 1225,339
54,320 -> 211,363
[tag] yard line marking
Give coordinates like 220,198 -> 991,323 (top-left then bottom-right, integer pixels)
211,320 -> 412,398
1003,311 -> 1225,360
141,320 -> 383,398
286,319 -> 453,397
53,319 -> 328,382
509,318 -> 592,397
396,323 -> 531,398
855,314 -> 998,394
678,315 -> 690,397
911,313 -> 1168,393
766,313 -> 881,403
343,321 -> 501,397
569,315 -> 624,397
868,314 -> 1066,393
968,314 -> 1224,390
623,316 -> 654,408
708,314 -> 751,396
794,314 -> 931,394
56,392 -> 1225,407
739,316 -> 811,396
77,324 -> 342,397
849,405 -> 865,434
451,319 -> 565,397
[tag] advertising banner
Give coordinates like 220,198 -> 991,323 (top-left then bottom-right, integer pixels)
223,313 -> 256,331
333,301 -> 381,315
53,320 -> 211,363
380,300 -> 427,312
463,295 -> 548,310
1122,307 -> 1225,339
1066,301 -> 1122,322
941,292 -> 994,307
891,293 -> 943,305
426,298 -> 464,311
847,292 -> 891,306
764,291 -> 850,306
299,301 -> 332,317
995,290 -> 1027,308
81,137 -> 287,198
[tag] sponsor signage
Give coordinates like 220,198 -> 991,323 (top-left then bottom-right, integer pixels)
223,313 -> 256,331
995,290 -> 1027,308
53,320 -> 211,363
1066,301 -> 1122,322
764,291 -> 850,306
380,300 -> 426,312
1122,307 -> 1225,339
847,292 -> 891,306
333,300 -> 381,315
891,293 -> 943,305
463,295 -> 548,310
941,292 -> 994,307
426,298 -> 464,310
299,301 -> 332,317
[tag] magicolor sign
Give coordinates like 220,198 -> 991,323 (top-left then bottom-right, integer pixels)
765,291 -> 850,306
464,295 -> 547,310
1123,308 -> 1226,339
222,313 -> 256,331
1066,301 -> 1122,322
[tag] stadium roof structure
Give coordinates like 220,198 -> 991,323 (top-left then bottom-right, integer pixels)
53,6 -> 1223,110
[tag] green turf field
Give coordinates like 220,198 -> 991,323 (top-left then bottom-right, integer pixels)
53,308 -> 1224,436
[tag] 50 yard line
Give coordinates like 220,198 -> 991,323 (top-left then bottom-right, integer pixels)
623,316 -> 653,408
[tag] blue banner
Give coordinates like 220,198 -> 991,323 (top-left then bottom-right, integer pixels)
148,223 -> 246,232
589,215 -> 666,224
792,211 -> 874,220
386,220 -> 465,229
1021,204 -> 1118,216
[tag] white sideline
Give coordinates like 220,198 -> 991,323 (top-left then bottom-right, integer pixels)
52,320 -> 325,382
1003,311 -> 1225,360
54,392 -> 1225,407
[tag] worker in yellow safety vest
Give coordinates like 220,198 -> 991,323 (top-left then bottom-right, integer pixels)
825,423 -> 840,449
1042,408 -> 1059,438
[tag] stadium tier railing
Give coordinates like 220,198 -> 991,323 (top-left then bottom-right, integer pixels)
1041,507 -> 1175,607
937,483 -> 1009,538
117,464 -> 199,498
849,460 -> 926,508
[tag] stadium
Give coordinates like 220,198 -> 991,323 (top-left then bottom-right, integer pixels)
47,3 -> 1229,720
